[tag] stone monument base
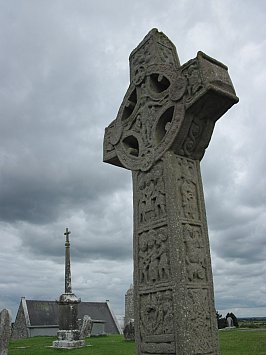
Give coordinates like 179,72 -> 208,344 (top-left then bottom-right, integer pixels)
52,329 -> 85,349
53,339 -> 85,349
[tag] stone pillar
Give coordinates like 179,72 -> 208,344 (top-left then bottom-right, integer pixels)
103,29 -> 238,355
0,309 -> 11,355
132,154 -> 219,354
125,284 -> 134,326
53,228 -> 85,349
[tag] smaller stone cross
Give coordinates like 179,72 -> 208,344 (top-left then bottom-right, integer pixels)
53,229 -> 84,349
64,228 -> 72,294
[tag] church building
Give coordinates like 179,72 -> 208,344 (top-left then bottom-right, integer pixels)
12,297 -> 122,339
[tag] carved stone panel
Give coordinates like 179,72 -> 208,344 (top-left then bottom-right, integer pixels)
185,288 -> 216,354
181,59 -> 203,102
138,227 -> 170,286
137,161 -> 166,227
176,156 -> 200,221
183,224 -> 207,283
139,290 -> 174,340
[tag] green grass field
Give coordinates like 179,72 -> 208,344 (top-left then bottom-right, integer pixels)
8,330 -> 266,355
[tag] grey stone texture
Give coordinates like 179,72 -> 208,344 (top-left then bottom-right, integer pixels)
103,28 -> 238,354
0,309 -> 12,355
125,284 -> 134,326
124,319 -> 135,341
79,315 -> 93,339
11,298 -> 29,339
53,228 -> 85,349
64,228 -> 72,294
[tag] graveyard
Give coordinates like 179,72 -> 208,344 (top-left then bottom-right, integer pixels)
1,4 -> 266,355
1,27 -> 264,355
7,331 -> 266,355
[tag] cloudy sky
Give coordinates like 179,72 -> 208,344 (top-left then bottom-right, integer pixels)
0,0 -> 266,321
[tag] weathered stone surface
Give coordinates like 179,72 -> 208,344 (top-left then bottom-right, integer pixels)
125,284 -> 134,326
0,309 -> 12,355
104,29 -> 238,354
124,319 -> 135,341
53,228 -> 85,349
79,315 -> 93,339
64,227 -> 72,294
11,298 -> 28,339
52,339 -> 85,349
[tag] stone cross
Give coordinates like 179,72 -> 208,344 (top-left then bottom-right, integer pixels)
103,29 -> 238,355
64,227 -> 72,293
53,228 -> 85,349
0,309 -> 11,355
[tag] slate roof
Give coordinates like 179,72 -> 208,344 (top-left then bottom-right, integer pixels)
27,300 -> 58,326
25,300 -> 120,334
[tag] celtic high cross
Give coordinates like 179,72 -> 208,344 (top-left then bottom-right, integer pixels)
103,29 -> 238,355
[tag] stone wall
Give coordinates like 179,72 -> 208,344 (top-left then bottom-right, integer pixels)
11,303 -> 28,339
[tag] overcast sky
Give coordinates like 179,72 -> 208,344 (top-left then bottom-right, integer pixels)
0,0 -> 266,321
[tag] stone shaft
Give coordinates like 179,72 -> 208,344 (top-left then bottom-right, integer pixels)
133,153 -> 218,354
58,299 -> 80,331
64,228 -> 72,294
53,229 -> 84,349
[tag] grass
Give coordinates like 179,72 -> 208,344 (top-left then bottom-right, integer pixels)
219,329 -> 266,355
8,330 -> 266,355
9,335 -> 135,355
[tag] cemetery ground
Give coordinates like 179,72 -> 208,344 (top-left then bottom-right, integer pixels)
8,330 -> 266,355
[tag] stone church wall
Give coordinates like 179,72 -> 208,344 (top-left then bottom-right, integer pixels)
12,303 -> 28,339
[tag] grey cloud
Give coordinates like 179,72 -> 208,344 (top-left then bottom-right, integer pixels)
1,0 -> 266,319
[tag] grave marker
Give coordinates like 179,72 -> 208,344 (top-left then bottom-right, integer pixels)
0,309 -> 11,355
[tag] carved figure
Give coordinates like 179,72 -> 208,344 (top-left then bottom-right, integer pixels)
140,290 -> 174,337
144,179 -> 155,221
154,177 -> 166,218
139,239 -> 149,284
138,164 -> 166,224
147,232 -> 159,282
181,179 -> 198,219
184,62 -> 202,98
139,229 -> 170,285
181,158 -> 194,179
162,291 -> 173,334
184,224 -> 206,282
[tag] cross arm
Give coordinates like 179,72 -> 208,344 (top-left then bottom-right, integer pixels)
171,51 -> 239,160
